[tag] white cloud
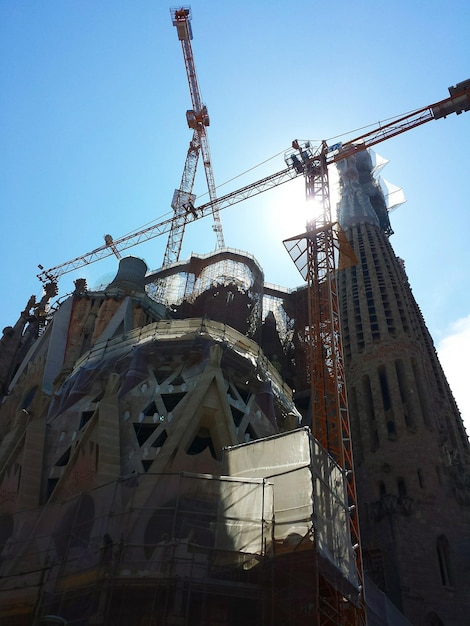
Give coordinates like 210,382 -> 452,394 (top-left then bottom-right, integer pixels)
437,314 -> 470,439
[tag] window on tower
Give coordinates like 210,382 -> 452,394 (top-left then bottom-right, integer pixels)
377,480 -> 386,499
436,535 -> 454,588
417,469 -> 425,489
397,478 -> 407,497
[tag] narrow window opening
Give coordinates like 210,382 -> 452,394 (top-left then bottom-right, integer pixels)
114,321 -> 125,337
187,428 -> 217,459
436,535 -> 453,587
161,392 -> 186,412
417,469 -> 425,489
412,358 -> 432,428
170,373 -> 186,387
397,478 -> 407,497
133,423 -> 157,447
235,386 -> 250,404
378,366 -> 391,411
80,410 -> 94,429
55,447 -> 71,467
395,359 -> 415,429
230,406 -> 245,427
363,375 -> 378,450
153,368 -> 171,385
46,478 -> 59,501
144,401 -> 158,417
349,387 -> 363,463
151,429 -> 168,449
142,460 -> 153,473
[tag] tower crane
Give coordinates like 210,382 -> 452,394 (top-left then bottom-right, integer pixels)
37,78 -> 470,285
164,7 -> 224,267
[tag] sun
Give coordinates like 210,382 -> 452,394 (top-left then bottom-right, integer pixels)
266,177 -> 310,241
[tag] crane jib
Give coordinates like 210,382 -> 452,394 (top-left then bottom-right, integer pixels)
37,77 -> 470,284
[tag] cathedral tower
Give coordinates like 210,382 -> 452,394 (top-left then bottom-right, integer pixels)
336,150 -> 470,625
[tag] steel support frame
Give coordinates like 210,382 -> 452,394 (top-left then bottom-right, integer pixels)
290,144 -> 365,625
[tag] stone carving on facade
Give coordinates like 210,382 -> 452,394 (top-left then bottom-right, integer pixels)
368,494 -> 415,521
443,445 -> 470,506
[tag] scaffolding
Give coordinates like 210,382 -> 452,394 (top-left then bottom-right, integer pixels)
146,248 -> 265,341
145,249 -> 317,396
0,252 -> 363,625
0,430 -> 359,626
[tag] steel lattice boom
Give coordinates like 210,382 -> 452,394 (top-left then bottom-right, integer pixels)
37,78 -> 469,284
164,7 -> 224,267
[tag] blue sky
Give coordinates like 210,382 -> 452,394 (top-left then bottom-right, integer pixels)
1,1 -> 469,430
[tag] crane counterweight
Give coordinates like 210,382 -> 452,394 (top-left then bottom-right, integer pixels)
433,82 -> 470,118
171,7 -> 192,40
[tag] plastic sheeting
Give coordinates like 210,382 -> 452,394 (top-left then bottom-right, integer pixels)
223,428 -> 359,590
0,472 -> 273,611
215,476 -> 273,557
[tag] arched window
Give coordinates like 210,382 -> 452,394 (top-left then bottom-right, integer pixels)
397,478 -> 407,497
378,366 -> 391,412
377,481 -> 386,499
436,535 -> 453,587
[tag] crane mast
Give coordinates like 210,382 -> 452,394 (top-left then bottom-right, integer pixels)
165,7 -> 224,267
284,141 -> 364,625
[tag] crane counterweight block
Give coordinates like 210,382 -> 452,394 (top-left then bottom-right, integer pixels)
432,78 -> 470,119
448,78 -> 470,97
171,7 -> 192,41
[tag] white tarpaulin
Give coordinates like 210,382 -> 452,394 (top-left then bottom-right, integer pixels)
223,428 -> 359,589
